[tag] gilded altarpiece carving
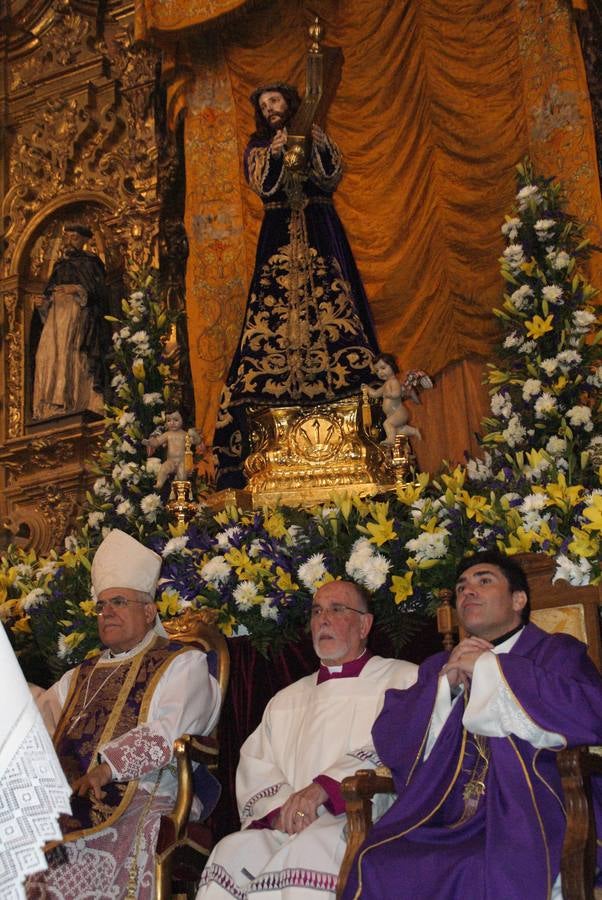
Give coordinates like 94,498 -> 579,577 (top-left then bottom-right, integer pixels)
0,0 -> 181,552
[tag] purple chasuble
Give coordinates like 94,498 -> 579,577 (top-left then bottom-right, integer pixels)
342,623 -> 602,900
53,637 -> 194,842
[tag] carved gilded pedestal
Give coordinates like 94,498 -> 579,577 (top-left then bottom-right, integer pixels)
243,396 -> 398,507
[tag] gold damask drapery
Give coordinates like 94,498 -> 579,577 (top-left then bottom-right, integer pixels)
135,0 -> 601,475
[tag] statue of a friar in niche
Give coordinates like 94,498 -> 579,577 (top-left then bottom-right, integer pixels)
32,223 -> 110,422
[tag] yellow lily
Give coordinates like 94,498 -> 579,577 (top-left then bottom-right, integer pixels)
62,631 -> 86,651
396,473 -> 429,506
525,314 -> 554,339
421,516 -> 443,534
62,546 -> 92,570
314,572 -> 336,589
390,572 -> 414,604
224,547 -> 267,579
330,493 -> 353,521
582,495 -> 602,533
214,507 -> 238,526
503,527 -> 539,553
263,511 -> 288,539
168,520 -> 188,538
275,567 -> 299,592
520,259 -> 538,277
365,503 -> 397,547
537,475 -> 584,514
567,527 -> 599,558
440,467 -> 466,495
217,610 -> 237,637
487,368 -> 509,385
156,590 -> 181,617
457,491 -> 491,523
525,448 -> 550,472
78,600 -> 98,618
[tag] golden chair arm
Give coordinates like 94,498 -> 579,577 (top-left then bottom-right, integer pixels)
336,768 -> 394,900
168,734 -> 219,840
155,734 -> 220,900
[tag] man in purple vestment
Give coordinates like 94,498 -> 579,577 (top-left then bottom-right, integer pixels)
214,82 -> 379,488
343,550 -> 602,900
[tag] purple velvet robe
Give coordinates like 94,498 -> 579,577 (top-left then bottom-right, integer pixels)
343,623 -> 602,900
214,133 -> 378,488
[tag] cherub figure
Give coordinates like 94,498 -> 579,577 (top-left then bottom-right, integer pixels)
364,353 -> 433,446
144,410 -> 205,489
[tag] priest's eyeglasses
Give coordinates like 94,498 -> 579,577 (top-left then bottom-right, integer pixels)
94,596 -> 149,615
310,603 -> 367,619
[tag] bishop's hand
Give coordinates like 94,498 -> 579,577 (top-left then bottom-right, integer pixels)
71,762 -> 112,800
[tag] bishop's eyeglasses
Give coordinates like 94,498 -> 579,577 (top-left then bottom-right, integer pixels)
94,596 -> 150,615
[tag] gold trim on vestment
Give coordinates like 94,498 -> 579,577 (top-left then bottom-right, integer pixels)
55,637 -> 199,845
90,649 -> 146,773
404,686 -> 443,788
351,728 -> 468,900
532,747 -> 566,816
507,736 -> 552,899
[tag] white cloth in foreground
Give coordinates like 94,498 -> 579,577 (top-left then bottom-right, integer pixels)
197,654 -> 417,899
0,623 -> 71,899
28,630 -> 221,899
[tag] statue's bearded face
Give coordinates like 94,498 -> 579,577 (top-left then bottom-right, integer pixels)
258,91 -> 289,130
64,230 -> 86,251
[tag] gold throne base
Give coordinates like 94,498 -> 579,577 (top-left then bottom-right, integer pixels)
237,395 -> 403,507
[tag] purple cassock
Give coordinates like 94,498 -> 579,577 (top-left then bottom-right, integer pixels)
342,623 -> 602,900
214,130 -> 378,488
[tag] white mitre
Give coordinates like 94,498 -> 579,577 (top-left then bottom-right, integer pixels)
91,529 -> 168,639
92,528 -> 162,595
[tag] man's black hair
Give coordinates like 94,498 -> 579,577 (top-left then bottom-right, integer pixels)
249,82 -> 301,140
455,549 -> 531,624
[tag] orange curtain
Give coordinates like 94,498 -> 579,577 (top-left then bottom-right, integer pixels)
141,0 -> 602,468
134,0 -> 251,40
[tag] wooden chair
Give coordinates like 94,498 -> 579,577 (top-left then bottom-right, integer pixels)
154,609 -> 231,900
337,553 -> 602,900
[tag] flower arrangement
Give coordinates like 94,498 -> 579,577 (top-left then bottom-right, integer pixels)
83,275 -> 182,542
1,162 -> 600,673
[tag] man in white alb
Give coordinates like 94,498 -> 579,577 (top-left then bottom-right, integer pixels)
196,579 -> 417,899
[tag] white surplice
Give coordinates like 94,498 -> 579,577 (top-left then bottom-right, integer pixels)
0,623 -> 72,900
27,630 -> 221,899
197,655 -> 417,900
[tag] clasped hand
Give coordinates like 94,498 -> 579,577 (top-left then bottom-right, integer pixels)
440,636 -> 493,690
274,782 -> 328,835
